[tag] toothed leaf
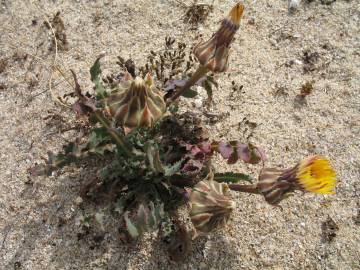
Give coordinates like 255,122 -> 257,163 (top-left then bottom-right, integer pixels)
181,88 -> 198,98
124,212 -> 140,239
90,57 -> 107,99
164,160 -> 183,176
214,172 -> 252,183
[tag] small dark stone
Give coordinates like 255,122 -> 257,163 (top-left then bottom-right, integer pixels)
320,0 -> 336,5
14,262 -> 21,270
321,217 -> 339,243
125,59 -> 136,78
93,233 -> 105,244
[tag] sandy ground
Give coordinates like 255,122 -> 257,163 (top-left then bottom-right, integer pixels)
1,0 -> 360,269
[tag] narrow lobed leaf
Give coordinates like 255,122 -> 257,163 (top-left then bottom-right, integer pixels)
214,172 -> 252,184
90,56 -> 107,99
124,212 -> 140,239
181,88 -> 198,98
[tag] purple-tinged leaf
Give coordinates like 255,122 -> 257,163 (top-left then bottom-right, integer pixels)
71,70 -> 97,113
213,140 -> 266,165
198,141 -> 212,154
194,76 -> 207,86
227,151 -> 238,164
181,159 -> 203,175
72,101 -> 92,117
164,79 -> 187,91
237,143 -> 266,164
218,141 -> 234,159
237,143 -> 250,162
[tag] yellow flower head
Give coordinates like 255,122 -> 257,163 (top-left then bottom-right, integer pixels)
296,156 -> 336,194
257,155 -> 337,205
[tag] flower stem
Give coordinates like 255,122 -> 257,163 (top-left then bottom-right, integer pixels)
94,111 -> 133,157
228,184 -> 260,194
70,69 -> 133,157
167,65 -> 209,104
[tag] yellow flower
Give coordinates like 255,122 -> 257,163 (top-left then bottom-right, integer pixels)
256,155 -> 337,205
193,3 -> 244,73
296,156 -> 336,194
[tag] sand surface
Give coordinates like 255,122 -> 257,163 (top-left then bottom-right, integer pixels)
1,0 -> 360,269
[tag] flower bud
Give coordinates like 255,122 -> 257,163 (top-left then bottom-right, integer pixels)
193,3 -> 244,72
105,73 -> 166,131
190,172 -> 235,238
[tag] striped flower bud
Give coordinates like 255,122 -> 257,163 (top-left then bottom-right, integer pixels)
193,3 -> 244,72
105,73 -> 166,131
258,155 -> 337,205
190,172 -> 235,238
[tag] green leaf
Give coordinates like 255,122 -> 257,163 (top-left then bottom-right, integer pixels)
153,203 -> 165,221
81,215 -> 93,228
136,204 -> 149,233
164,160 -> 183,177
123,202 -> 165,240
168,103 -> 179,114
124,212 -> 140,239
88,128 -> 111,148
90,57 -> 101,82
90,57 -> 107,99
91,144 -> 115,155
146,143 -> 164,173
214,172 -> 252,183
114,196 -> 127,215
87,128 -> 116,155
93,111 -> 133,157
181,88 -> 198,98
147,202 -> 157,228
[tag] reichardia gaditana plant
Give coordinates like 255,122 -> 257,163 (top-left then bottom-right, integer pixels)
29,2 -> 337,262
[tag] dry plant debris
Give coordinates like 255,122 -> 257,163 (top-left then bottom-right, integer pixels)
321,216 -> 339,243
44,11 -> 69,51
179,1 -> 214,26
0,58 -> 8,73
353,203 -> 360,225
294,81 -> 314,107
302,49 -> 320,73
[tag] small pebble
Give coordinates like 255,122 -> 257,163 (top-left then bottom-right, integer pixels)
193,98 -> 203,109
288,0 -> 301,13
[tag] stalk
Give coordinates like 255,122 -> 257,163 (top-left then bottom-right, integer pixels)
94,111 -> 133,157
70,69 -> 133,158
228,184 -> 260,194
167,65 -> 209,104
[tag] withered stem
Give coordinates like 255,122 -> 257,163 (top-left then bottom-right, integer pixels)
168,65 -> 209,104
228,184 -> 260,194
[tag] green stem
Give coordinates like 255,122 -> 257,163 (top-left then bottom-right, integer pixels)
94,111 -> 133,157
228,184 -> 260,194
168,65 -> 209,104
